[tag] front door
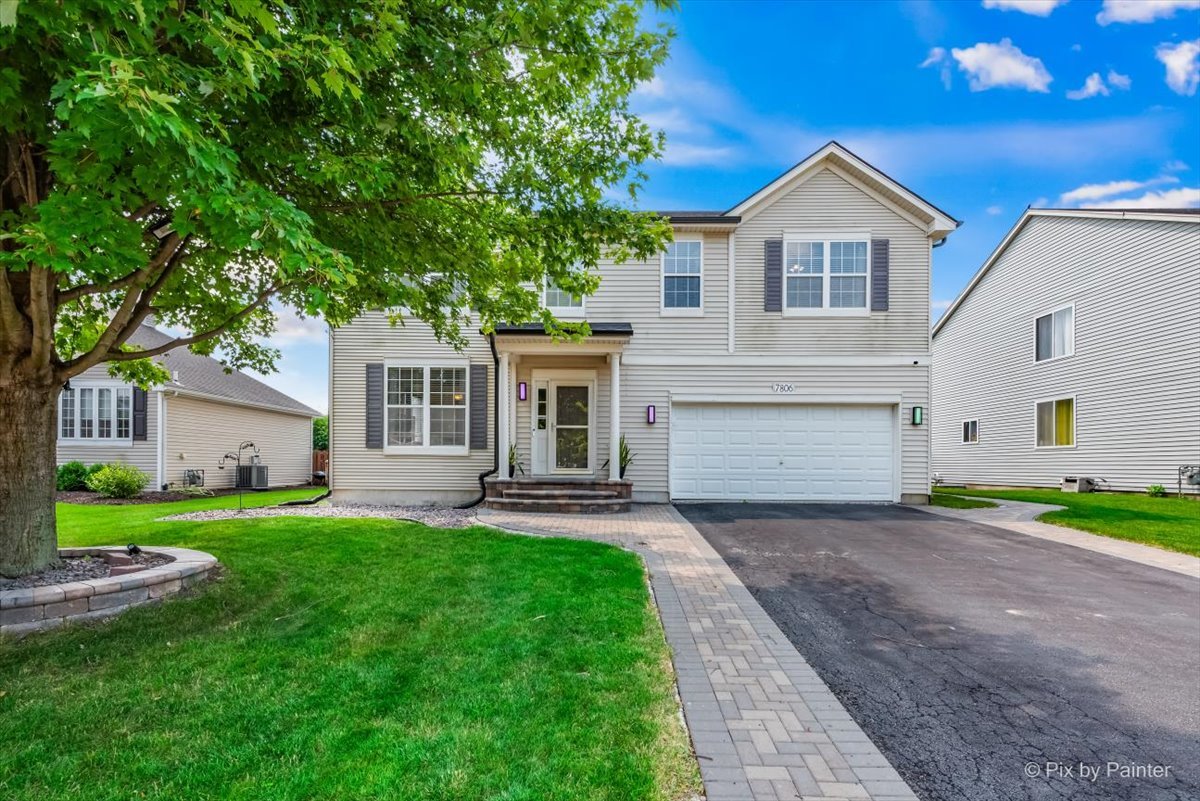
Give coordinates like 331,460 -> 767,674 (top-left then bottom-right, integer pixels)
548,382 -> 591,474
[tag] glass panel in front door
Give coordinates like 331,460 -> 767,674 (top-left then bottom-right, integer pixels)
554,385 -> 589,470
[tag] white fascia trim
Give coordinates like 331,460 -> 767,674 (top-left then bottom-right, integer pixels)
166,386 -> 321,418
621,353 -> 931,367
670,392 -> 903,405
727,142 -> 958,235
156,390 -> 166,488
327,324 -> 334,492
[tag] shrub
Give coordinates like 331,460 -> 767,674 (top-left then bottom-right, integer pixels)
86,463 -> 150,499
56,461 -> 91,491
1146,484 -> 1167,498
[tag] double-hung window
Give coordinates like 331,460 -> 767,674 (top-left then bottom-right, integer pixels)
59,385 -> 133,443
544,277 -> 585,317
384,364 -> 467,453
661,240 -> 702,314
1035,305 -> 1074,362
784,236 -> 869,313
962,419 -> 979,444
1035,397 -> 1075,448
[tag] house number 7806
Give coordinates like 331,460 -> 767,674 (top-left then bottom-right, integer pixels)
771,383 -> 795,393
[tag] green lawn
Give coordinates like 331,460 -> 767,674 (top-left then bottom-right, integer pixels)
934,488 -> 1200,556
929,493 -> 997,510
0,492 -> 698,801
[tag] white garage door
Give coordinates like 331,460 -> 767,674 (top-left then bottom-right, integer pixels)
670,404 -> 895,501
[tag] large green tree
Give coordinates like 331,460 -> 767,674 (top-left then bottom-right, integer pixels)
0,0 -> 672,576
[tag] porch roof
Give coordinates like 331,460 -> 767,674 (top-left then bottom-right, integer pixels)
492,322 -> 633,336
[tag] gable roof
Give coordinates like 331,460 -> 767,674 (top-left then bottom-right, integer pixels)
130,325 -> 320,417
724,141 -> 960,238
932,207 -> 1200,338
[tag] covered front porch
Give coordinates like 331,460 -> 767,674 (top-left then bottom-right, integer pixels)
485,323 -> 632,513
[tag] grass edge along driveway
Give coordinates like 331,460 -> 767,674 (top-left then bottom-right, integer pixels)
0,491 -> 700,801
934,487 -> 1200,557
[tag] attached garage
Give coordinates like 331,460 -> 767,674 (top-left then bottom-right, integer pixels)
669,403 -> 897,502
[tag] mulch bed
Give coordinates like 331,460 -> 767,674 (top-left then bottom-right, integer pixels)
56,486 -> 314,506
0,552 -> 171,591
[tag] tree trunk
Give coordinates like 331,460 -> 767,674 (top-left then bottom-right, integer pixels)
0,382 -> 59,577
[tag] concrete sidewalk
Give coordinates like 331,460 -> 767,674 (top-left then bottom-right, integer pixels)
923,497 -> 1200,579
477,504 -> 917,801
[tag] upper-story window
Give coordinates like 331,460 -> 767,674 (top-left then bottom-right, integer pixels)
1035,305 -> 1074,362
661,239 -> 703,315
59,385 -> 132,443
384,363 -> 468,454
784,236 -> 869,314
543,277 -> 584,317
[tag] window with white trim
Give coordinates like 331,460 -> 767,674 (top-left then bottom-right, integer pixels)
58,385 -> 132,442
785,238 -> 869,312
962,419 -> 978,444
661,240 -> 702,312
1035,397 -> 1075,448
385,365 -> 467,451
1035,305 -> 1074,362
544,277 -> 584,315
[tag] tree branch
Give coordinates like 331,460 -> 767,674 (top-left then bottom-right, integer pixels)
309,189 -> 497,212
100,281 -> 281,364
0,269 -> 26,341
28,266 -> 53,367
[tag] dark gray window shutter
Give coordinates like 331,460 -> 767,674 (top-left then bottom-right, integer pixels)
365,363 -> 384,449
871,238 -> 890,311
132,388 -> 148,441
469,364 -> 488,450
764,239 -> 782,312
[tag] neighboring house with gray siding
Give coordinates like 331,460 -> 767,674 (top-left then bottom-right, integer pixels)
328,142 -> 958,507
57,325 -> 320,490
931,208 -> 1200,494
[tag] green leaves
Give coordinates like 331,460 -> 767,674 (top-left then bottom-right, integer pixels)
1,0 -> 673,375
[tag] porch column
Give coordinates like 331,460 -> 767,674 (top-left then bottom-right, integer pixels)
609,352 -> 620,481
498,352 -> 510,476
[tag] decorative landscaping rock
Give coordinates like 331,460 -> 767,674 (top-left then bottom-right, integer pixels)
0,547 -> 218,638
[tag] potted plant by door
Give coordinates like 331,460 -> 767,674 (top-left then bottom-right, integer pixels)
618,434 -> 635,479
507,444 -> 525,478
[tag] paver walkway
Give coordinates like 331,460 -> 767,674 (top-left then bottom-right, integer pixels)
924,497 -> 1200,578
477,504 -> 917,801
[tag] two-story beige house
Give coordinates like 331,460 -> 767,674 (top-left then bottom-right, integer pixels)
327,142 -> 958,510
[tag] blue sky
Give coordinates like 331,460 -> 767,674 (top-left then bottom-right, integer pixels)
256,0 -> 1200,414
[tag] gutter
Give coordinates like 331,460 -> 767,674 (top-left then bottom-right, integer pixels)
458,332 -> 500,509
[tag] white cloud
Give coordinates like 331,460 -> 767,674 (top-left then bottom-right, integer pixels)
1067,73 -> 1110,99
634,75 -> 667,98
1156,40 -> 1200,95
1106,69 -> 1132,90
660,142 -> 738,167
982,0 -> 1067,16
920,47 -> 953,89
951,39 -> 1053,92
931,299 -> 955,312
986,205 -> 1004,215
1164,159 -> 1190,171
1098,0 -> 1200,25
270,306 -> 327,343
1059,176 -> 1179,203
1071,43 -> 1083,52
1088,186 -> 1200,208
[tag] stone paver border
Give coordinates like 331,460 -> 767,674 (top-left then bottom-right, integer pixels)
478,504 -> 917,801
924,497 -> 1200,579
0,547 -> 218,637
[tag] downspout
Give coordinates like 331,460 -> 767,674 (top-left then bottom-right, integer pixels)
458,332 -> 501,508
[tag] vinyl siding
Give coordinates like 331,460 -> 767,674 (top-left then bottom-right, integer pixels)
163,394 -> 313,489
735,168 -> 931,353
932,216 -> 1200,493
55,365 -> 159,482
329,313 -> 495,503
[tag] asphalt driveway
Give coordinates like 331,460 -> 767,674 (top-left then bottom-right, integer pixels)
677,502 -> 1200,801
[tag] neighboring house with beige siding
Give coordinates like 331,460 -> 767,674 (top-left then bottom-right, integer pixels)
57,325 -> 320,490
932,208 -> 1200,494
329,142 -> 958,508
